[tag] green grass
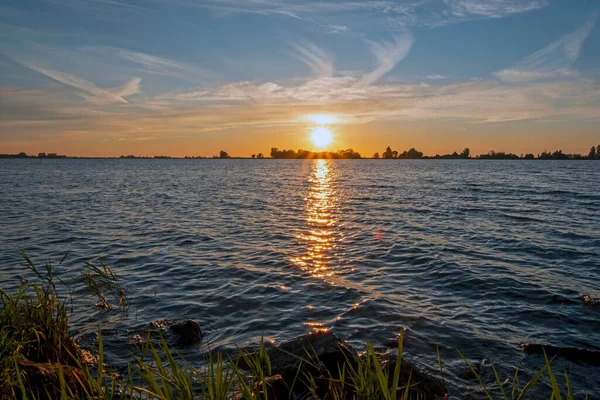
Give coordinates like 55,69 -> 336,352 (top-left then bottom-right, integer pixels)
0,253 -> 591,399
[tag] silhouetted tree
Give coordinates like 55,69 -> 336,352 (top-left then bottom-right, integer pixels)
478,150 -> 519,159
382,146 -> 394,159
337,149 -> 362,159
406,148 -> 423,159
461,148 -> 470,159
373,152 -> 380,159
257,153 -> 264,159
219,150 -> 230,159
597,145 -> 600,159
551,150 -> 569,160
251,154 -> 256,159
589,146 -> 596,160
524,154 -> 535,159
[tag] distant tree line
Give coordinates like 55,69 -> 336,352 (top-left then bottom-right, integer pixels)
371,144 -> 600,160
0,152 -> 67,159
270,148 -> 362,159
477,146 -> 600,160
373,146 -> 469,159
4,144 -> 600,160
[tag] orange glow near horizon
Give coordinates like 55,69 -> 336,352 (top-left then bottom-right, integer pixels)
2,119 -> 598,158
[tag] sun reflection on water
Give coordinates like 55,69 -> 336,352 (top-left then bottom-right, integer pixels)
291,159 -> 337,280
291,159 -> 344,334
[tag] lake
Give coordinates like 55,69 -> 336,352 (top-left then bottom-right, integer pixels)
1,159 -> 599,396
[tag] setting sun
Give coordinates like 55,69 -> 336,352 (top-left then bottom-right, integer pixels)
310,127 -> 333,149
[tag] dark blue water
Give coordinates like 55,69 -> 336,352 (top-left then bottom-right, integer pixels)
1,159 -> 599,397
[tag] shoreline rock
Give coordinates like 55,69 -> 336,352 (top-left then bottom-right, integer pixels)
237,331 -> 447,399
168,319 -> 203,346
521,343 -> 600,366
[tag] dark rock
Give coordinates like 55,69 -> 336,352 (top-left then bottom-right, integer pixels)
458,360 -> 482,381
521,343 -> 600,366
238,331 -> 356,397
256,375 -> 290,399
380,354 -> 447,400
236,331 -> 446,399
312,361 -> 332,399
583,295 -> 600,308
270,331 -> 357,376
168,320 -> 203,346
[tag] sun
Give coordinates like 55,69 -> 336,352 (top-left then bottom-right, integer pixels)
311,127 -> 333,149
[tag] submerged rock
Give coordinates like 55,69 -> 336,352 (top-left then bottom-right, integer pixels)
458,360 -> 483,381
168,320 -> 203,346
258,374 -> 290,399
583,295 -> 600,308
232,374 -> 290,400
521,343 -> 600,366
379,354 -> 447,400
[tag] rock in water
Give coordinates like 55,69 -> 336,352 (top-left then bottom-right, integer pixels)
521,343 -> 600,366
239,332 -> 355,398
242,331 -> 446,400
379,354 -> 447,400
270,331 -> 355,385
258,375 -> 289,399
168,320 -> 203,346
583,295 -> 600,308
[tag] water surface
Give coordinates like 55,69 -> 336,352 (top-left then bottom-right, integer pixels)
1,159 -> 599,396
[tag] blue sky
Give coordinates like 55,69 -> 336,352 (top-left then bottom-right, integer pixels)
1,0 -> 599,156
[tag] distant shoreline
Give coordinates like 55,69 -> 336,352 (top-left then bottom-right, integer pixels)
3,144 -> 598,160
1,156 -> 598,161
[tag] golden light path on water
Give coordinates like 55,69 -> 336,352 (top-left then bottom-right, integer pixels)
291,160 -> 335,279
291,159 -> 340,333
291,159 -> 389,334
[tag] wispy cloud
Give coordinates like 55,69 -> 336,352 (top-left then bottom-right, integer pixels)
292,42 -> 334,77
21,62 -> 140,104
2,1 -> 597,148
495,12 -> 598,83
357,35 -> 414,86
327,24 -> 349,34
444,0 -> 548,18
105,47 -> 215,82
171,0 -> 550,33
4,72 -> 600,148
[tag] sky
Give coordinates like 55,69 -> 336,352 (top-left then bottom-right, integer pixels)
1,0 -> 599,157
